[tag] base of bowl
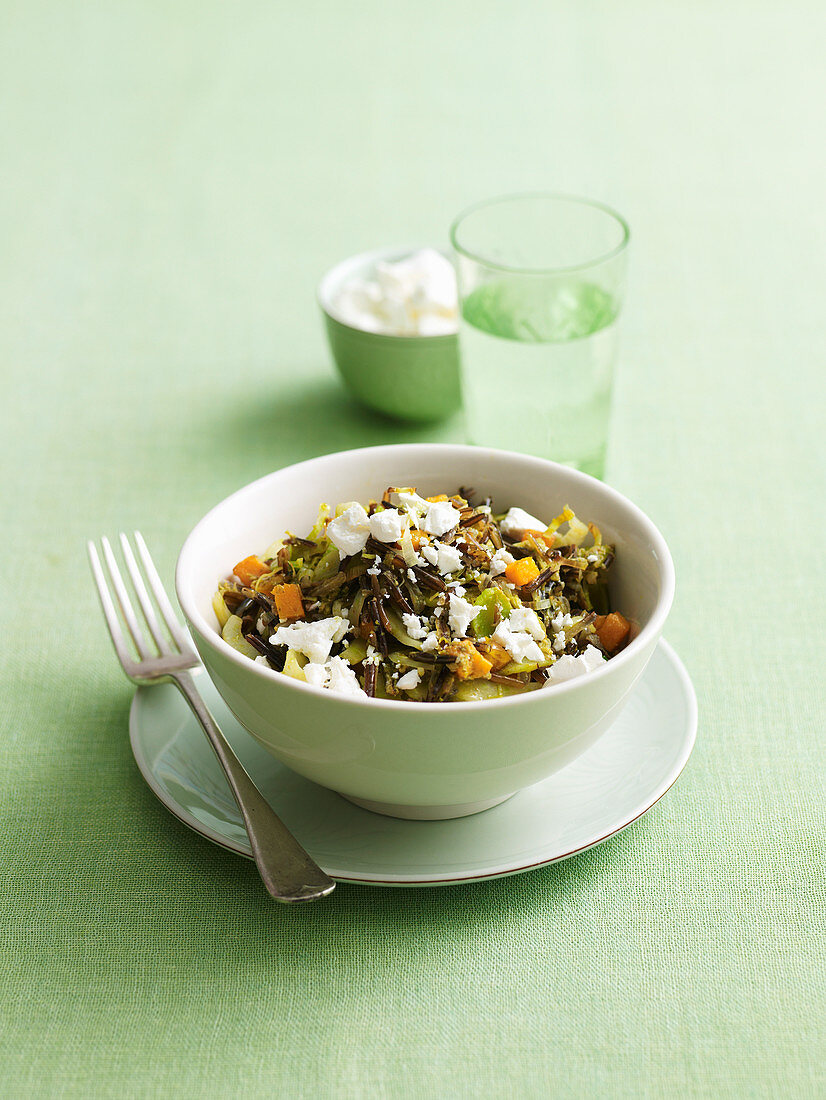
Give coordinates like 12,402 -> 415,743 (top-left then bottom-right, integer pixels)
337,792 -> 515,820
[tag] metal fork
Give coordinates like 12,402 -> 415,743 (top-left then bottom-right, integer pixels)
87,532 -> 336,903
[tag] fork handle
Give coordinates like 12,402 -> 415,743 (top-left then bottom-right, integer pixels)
171,671 -> 336,903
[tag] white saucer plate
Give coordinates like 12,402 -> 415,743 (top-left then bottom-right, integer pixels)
130,639 -> 696,887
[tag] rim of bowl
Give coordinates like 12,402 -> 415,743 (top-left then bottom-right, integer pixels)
317,245 -> 459,342
176,444 -> 675,713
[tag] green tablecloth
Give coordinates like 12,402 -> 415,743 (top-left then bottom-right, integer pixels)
2,2 -> 823,1096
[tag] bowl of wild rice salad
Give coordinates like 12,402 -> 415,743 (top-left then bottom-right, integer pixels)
176,445 -> 675,818
213,490 -> 631,702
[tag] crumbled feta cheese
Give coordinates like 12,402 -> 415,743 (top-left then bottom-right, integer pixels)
271,616 -> 346,664
364,644 -> 380,666
500,507 -> 547,540
302,662 -> 328,688
327,657 -> 365,695
327,503 -> 371,557
407,568 -> 417,582
436,542 -> 462,574
390,491 -> 431,527
422,500 -> 462,537
420,543 -> 438,567
489,547 -> 515,576
491,621 -> 545,664
449,583 -> 466,597
396,668 -> 422,690
421,540 -> 462,575
587,553 -> 598,563
369,508 -> 406,543
507,607 -> 546,640
421,631 -> 440,652
580,645 -> 606,672
551,614 -> 572,651
366,562 -> 381,576
402,613 -> 427,640
254,655 -> 270,666
544,645 -> 605,685
448,593 -> 482,637
303,655 -> 366,696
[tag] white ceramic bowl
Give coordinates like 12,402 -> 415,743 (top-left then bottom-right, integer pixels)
176,444 -> 675,819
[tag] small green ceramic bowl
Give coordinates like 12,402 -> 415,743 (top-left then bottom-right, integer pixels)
318,246 -> 461,423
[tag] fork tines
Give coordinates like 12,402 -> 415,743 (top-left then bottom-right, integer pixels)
88,532 -> 195,678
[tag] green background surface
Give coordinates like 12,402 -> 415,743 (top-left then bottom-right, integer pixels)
2,2 -> 824,1096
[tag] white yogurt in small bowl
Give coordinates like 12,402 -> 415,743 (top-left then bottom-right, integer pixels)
333,248 -> 459,337
319,246 -> 462,422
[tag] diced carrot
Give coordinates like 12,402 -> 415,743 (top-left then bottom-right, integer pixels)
476,641 -> 512,671
504,557 -> 540,587
410,530 -> 427,549
233,555 -> 269,586
272,583 -> 305,622
595,612 -> 631,654
533,529 -> 558,549
425,494 -> 449,502
446,639 -> 493,680
523,529 -> 558,552
467,648 -> 493,680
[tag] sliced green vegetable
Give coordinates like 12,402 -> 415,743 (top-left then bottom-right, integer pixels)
452,679 -> 527,702
212,591 -> 231,629
262,537 -> 286,561
470,588 -> 512,638
222,614 -> 259,659
282,649 -> 308,680
387,649 -> 437,671
312,543 -> 340,583
308,503 -> 331,540
339,637 -> 368,665
499,659 -> 541,676
384,608 -> 424,650
585,581 -> 610,615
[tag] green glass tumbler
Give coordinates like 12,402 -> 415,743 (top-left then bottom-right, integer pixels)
450,193 -> 630,479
